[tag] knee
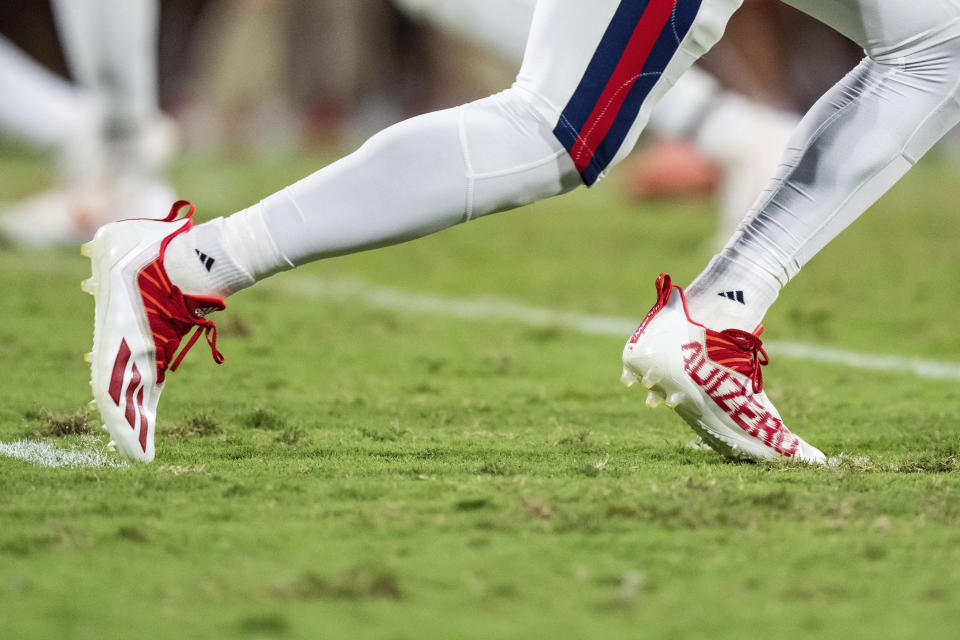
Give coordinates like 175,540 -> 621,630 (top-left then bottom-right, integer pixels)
460,88 -> 569,173
459,88 -> 581,218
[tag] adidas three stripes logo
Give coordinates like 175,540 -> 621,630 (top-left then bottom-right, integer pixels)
195,249 -> 215,272
718,290 -> 745,304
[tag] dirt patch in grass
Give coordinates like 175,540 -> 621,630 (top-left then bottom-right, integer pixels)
455,498 -> 492,511
898,453 -> 956,474
275,426 -> 305,445
117,526 -> 150,544
360,420 -> 409,442
477,459 -> 513,476
167,414 -> 222,439
237,613 -> 288,635
27,409 -> 94,438
271,569 -> 402,601
241,408 -> 287,430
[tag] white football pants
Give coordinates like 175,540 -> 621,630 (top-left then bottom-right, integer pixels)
710,0 -> 960,290
393,0 -> 741,146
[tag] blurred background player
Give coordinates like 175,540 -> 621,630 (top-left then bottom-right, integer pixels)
0,0 -> 175,246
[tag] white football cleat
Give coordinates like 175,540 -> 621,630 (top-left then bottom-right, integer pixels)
622,274 -> 825,464
82,201 -> 224,462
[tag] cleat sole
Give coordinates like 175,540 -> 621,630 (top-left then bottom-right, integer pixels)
645,390 -> 664,408
665,392 -> 686,409
641,369 -> 662,389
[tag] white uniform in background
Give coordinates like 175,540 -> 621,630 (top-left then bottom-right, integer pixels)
0,0 -> 174,246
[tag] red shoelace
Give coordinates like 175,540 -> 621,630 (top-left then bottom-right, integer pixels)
714,328 -> 769,394
137,201 -> 226,383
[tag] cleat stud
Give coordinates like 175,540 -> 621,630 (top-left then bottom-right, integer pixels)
87,399 -> 96,411
641,370 -> 662,389
107,440 -> 116,451
80,278 -> 97,295
80,243 -> 89,257
83,352 -> 93,363
665,392 -> 686,408
645,390 -> 665,409
101,424 -> 109,432
621,367 -> 638,388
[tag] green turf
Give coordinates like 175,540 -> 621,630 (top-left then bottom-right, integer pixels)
1,147 -> 959,639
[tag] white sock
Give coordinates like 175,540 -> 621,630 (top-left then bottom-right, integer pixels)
164,217 -> 264,298
684,254 -> 781,332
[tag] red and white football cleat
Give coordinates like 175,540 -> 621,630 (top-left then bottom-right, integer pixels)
82,201 -> 224,462
621,274 -> 825,464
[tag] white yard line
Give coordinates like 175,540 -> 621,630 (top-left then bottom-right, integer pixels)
275,276 -> 960,382
0,439 -> 126,468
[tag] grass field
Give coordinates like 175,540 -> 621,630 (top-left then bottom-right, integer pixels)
1,146 -> 959,639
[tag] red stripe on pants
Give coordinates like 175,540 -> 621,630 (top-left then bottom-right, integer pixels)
569,0 -> 677,173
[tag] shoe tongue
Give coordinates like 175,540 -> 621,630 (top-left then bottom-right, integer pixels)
704,328 -> 756,377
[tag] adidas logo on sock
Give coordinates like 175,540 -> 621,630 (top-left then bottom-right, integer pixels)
718,290 -> 745,304
195,249 -> 215,272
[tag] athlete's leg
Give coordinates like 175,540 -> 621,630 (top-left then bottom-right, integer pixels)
0,35 -> 92,149
166,0 -> 744,298
685,0 -> 960,332
622,0 -> 960,462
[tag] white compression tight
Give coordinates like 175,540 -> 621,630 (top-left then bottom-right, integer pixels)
686,0 -> 960,330
219,88 -> 581,280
